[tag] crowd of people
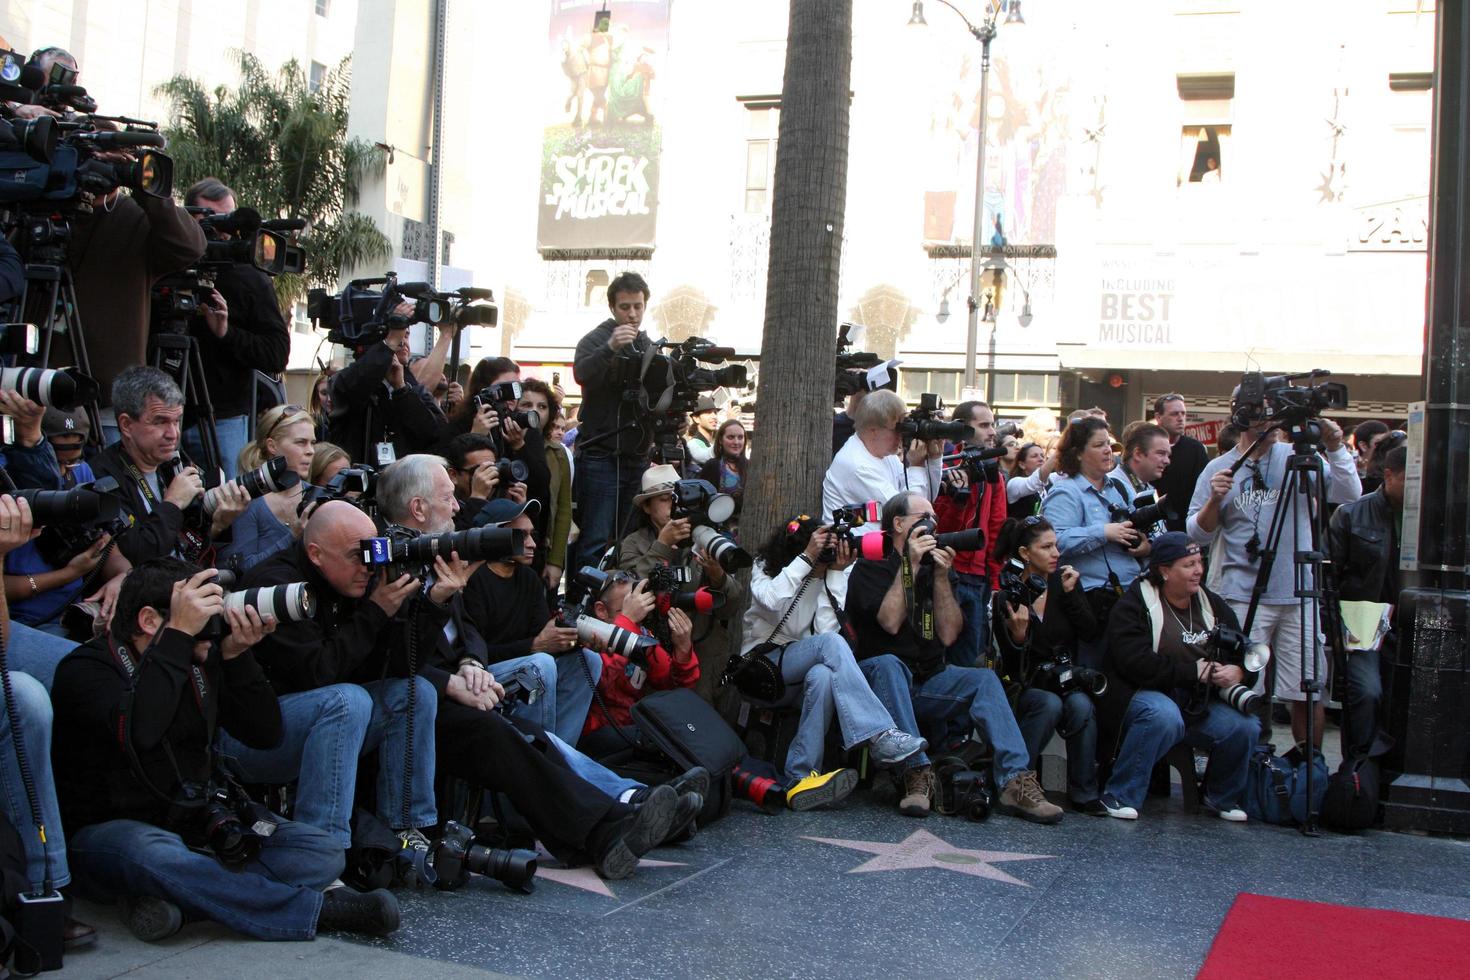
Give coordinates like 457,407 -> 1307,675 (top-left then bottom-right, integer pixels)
0,44 -> 1410,960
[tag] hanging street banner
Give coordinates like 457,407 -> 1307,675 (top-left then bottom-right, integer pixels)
539,0 -> 667,251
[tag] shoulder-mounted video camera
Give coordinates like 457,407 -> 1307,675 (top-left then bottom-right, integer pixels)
307,271 -> 497,348
1230,370 -> 1348,432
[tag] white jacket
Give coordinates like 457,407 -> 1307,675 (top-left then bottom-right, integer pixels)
821,434 -> 938,527
741,557 -> 850,655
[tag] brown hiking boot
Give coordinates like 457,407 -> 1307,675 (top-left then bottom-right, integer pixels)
899,765 -> 934,817
999,770 -> 1063,825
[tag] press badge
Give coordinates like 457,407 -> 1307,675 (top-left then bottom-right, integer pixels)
375,442 -> 397,466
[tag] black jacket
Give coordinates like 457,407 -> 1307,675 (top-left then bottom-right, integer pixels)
1327,489 -> 1399,604
991,571 -> 1100,689
1096,579 -> 1247,764
50,629 -> 282,831
1153,434 -> 1210,534
89,443 -> 190,566
242,540 -> 470,696
192,263 -> 290,420
0,238 -> 21,305
572,318 -> 650,459
327,341 -> 445,463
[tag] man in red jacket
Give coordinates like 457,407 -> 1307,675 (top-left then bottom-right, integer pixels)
580,572 -> 700,757
933,401 -> 1008,668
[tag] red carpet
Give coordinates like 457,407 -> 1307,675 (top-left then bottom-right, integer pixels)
1199,893 -> 1470,979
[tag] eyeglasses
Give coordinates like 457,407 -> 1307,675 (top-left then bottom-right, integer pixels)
1021,515 -> 1046,527
261,405 -> 305,443
596,570 -> 635,599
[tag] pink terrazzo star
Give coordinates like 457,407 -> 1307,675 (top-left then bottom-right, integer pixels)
803,829 -> 1055,887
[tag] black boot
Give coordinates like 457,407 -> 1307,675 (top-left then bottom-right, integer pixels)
317,887 -> 401,937
588,785 -> 676,880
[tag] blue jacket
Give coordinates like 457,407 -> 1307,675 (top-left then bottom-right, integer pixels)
1040,471 -> 1144,592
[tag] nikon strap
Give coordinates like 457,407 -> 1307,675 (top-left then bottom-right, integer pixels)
901,555 -> 935,642
124,458 -> 209,563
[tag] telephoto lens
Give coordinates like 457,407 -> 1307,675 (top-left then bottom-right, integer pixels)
493,459 -> 530,487
0,366 -> 99,411
666,587 -> 725,615
690,525 -> 752,571
932,527 -> 984,553
505,409 -> 540,431
1219,684 -> 1260,715
427,821 -> 537,894
400,526 -> 526,565
574,615 -> 657,661
203,456 -> 299,516
223,583 -> 316,624
13,486 -> 121,525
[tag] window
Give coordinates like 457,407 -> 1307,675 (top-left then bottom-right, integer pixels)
584,269 -> 609,307
1177,73 -> 1233,185
743,104 -> 779,215
1181,125 -> 1230,183
900,369 -> 961,406
315,0 -> 330,16
308,61 -> 325,93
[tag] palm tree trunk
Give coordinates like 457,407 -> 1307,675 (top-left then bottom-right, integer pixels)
743,0 -> 853,545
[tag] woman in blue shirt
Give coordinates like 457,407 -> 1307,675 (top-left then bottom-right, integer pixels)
218,404 -> 316,572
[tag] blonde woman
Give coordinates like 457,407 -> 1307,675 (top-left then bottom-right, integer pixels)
218,405 -> 316,571
310,442 -> 351,488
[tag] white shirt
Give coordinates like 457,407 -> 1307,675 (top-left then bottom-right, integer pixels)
821,434 -> 939,529
741,558 -> 850,655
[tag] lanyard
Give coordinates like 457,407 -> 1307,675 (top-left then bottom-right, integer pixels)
901,555 -> 935,642
125,458 -> 210,563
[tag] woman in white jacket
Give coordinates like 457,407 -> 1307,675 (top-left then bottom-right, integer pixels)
739,515 -> 927,809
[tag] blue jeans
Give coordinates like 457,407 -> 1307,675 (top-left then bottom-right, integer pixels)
6,622 -> 80,693
69,817 -> 341,941
545,731 -> 641,800
859,656 -> 1031,788
946,574 -> 992,669
491,650 -> 601,747
768,633 -> 894,784
216,685 -> 374,848
569,453 -> 646,596
1105,690 -> 1260,810
185,414 -> 249,481
1015,687 -> 1099,802
0,671 -> 69,890
360,678 -> 439,830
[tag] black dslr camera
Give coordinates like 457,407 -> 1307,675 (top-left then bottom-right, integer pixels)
1031,653 -> 1108,698
996,557 -> 1047,609
907,515 -> 983,564
1107,490 -> 1171,534
359,524 -> 525,580
167,778 -> 272,867
822,501 -> 880,563
423,820 -> 537,893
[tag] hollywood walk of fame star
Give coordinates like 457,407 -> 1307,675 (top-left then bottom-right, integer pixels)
803,829 -> 1054,887
535,857 -> 687,898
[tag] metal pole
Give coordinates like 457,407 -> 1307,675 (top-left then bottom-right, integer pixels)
964,22 -> 996,396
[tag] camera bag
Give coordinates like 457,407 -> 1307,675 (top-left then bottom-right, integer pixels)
1320,756 -> 1380,833
627,688 -> 746,825
1244,744 -> 1329,826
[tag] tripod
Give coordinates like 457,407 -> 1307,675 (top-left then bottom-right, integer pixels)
11,232 -> 104,446
1231,419 -> 1339,837
149,305 -> 224,484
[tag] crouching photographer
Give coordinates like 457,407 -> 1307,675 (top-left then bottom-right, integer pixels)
50,560 -> 400,942
732,517 -> 926,810
1094,533 -> 1261,821
990,517 -> 1106,815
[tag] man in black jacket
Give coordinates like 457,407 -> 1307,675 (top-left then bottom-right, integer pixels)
182,178 -> 291,480
1326,444 -> 1405,759
328,324 -> 445,465
1151,395 -> 1209,534
51,559 -> 398,941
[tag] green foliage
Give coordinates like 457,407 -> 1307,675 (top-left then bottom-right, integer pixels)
156,52 -> 391,307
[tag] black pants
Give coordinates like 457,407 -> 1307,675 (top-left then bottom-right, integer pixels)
435,700 -> 617,855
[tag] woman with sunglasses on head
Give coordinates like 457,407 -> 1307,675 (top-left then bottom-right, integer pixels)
989,516 -> 1106,816
739,516 -> 927,810
217,404 -> 315,572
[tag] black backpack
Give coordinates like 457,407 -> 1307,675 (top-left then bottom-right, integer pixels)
1320,756 -> 1380,832
618,689 -> 745,825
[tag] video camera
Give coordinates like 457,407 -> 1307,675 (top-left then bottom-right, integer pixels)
359,524 -> 524,581
1230,370 -> 1348,432
940,444 -> 1008,499
832,321 -> 886,402
611,335 -> 748,465
308,271 -> 497,348
899,393 -> 973,444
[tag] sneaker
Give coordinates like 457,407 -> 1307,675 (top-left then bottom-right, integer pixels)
64,917 -> 97,950
318,886 -> 401,937
670,766 -> 711,801
593,784 -> 677,880
664,791 -> 704,844
868,729 -> 928,768
395,827 -> 432,854
999,771 -> 1064,825
786,769 -> 859,812
1203,797 -> 1248,822
899,765 -> 935,817
1099,792 -> 1139,820
1073,797 -> 1109,817
120,895 -> 183,942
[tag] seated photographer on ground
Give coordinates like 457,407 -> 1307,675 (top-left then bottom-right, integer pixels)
1040,416 -> 1150,667
846,491 -> 1063,824
367,460 -> 701,872
92,367 -> 252,566
617,465 -> 747,709
51,558 -> 401,941
327,322 -> 446,465
990,517 -> 1106,816
239,501 -> 441,858
443,433 -> 528,531
216,404 -> 317,573
1093,533 -> 1260,822
738,517 -> 926,810
822,389 -> 942,527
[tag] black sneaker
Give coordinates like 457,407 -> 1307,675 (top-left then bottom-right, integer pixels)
318,886 -> 401,936
593,785 -> 677,880
1073,797 -> 1109,817
670,766 -> 711,801
120,895 -> 183,942
663,791 -> 704,845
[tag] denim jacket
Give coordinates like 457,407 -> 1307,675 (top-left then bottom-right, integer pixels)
1040,471 -> 1144,592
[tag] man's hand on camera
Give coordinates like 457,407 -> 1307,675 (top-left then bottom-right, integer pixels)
209,481 -> 251,536
200,289 -> 229,339
906,525 -> 937,565
694,548 -> 726,586
831,537 -> 856,571
926,438 -> 945,460
369,571 -> 419,617
457,662 -> 502,702
0,391 -> 46,447
622,579 -> 656,625
505,482 -> 527,504
1211,663 -> 1245,688
543,563 -> 563,592
1126,536 -> 1152,559
534,620 -> 580,654
657,517 -> 691,548
943,467 -> 970,492
221,605 -> 275,660
501,416 -> 527,451
668,607 -> 694,658
904,439 -> 928,467
471,404 -> 497,436
8,103 -> 59,121
608,323 -> 638,351
163,466 -> 205,509
0,496 -> 34,557
167,569 -> 224,637
469,463 -> 499,501
929,545 -> 956,572
1320,418 -> 1344,453
428,552 -> 477,605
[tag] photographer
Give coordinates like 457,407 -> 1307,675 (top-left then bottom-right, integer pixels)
51,559 -> 400,941
1094,534 -> 1260,821
1117,423 -> 1173,539
617,465 -> 746,708
182,179 -> 290,479
933,400 -> 1008,668
1326,444 -> 1405,760
570,274 -> 655,591
847,491 -> 1062,824
1187,393 -> 1359,750
516,378 -> 570,584
823,390 -> 942,527
684,396 -> 721,470
740,517 -> 925,809
91,368 -> 251,566
443,433 -> 526,530
990,517 -> 1105,815
327,323 -> 445,466
1040,417 -> 1150,664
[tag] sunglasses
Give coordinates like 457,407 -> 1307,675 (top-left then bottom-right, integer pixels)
261,405 -> 306,443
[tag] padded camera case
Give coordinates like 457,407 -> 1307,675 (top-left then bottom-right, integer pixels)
624,688 -> 745,825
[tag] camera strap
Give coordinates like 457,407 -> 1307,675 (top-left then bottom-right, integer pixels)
110,634 -> 218,807
123,459 -> 209,563
901,555 -> 935,642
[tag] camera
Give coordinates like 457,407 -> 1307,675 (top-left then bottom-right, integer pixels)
299,464 -> 378,519
909,516 -> 983,563
558,567 -> 660,666
167,779 -> 267,867
1184,624 -> 1272,718
17,477 -> 127,567
933,758 -> 992,821
1032,653 -> 1109,697
1230,370 -> 1348,431
472,380 -> 522,409
690,524 -> 752,572
832,322 -> 885,402
671,479 -> 736,526
425,820 -> 537,894
940,444 -> 1007,499
821,501 -> 880,563
996,557 -> 1047,609
360,524 -> 525,580
308,271 -> 497,347
0,108 -> 174,208
0,365 -> 99,411
1107,492 -> 1170,534
492,458 -> 530,495
201,455 -> 300,517
898,393 -> 973,444
645,563 -> 725,651
200,582 -> 317,639
612,335 -> 748,465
